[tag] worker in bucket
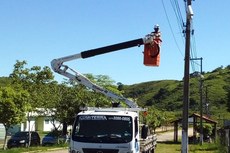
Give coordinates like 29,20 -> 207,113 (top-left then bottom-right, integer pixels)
149,24 -> 162,47
152,24 -> 161,40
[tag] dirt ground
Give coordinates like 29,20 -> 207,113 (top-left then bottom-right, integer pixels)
157,127 -> 193,142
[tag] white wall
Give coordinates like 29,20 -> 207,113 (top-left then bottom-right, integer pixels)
0,124 -> 5,139
43,117 -> 62,132
21,119 -> 36,131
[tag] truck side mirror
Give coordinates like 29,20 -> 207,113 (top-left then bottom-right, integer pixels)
141,124 -> 149,139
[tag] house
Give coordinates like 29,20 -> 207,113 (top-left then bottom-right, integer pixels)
21,108 -> 62,132
171,113 -> 217,143
0,124 -> 5,139
21,115 -> 62,132
1,108 -> 63,135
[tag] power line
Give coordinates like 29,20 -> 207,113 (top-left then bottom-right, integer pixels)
170,0 -> 184,31
162,0 -> 199,73
161,0 -> 184,57
170,0 -> 186,44
190,21 -> 199,72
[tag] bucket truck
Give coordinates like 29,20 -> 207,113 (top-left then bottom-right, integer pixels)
51,29 -> 162,153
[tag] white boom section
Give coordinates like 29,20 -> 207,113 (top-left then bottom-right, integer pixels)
51,34 -> 154,108
51,56 -> 138,108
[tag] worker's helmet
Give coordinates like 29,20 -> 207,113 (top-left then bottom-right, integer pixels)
154,24 -> 159,29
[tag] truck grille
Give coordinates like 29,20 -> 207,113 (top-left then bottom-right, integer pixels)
82,148 -> 119,153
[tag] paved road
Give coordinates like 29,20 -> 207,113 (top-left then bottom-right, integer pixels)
44,148 -> 68,153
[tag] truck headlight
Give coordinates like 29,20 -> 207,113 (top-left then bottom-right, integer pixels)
19,140 -> 25,143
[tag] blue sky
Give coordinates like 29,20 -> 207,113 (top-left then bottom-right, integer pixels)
1,1 -> 229,85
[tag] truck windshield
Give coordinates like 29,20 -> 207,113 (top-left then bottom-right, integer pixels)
72,115 -> 133,143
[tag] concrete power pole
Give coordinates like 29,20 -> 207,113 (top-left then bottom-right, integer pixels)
182,0 -> 193,152
191,57 -> 204,145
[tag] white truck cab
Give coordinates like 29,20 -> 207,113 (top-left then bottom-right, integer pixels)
70,108 -> 141,153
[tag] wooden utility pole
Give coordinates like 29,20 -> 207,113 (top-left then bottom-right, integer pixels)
182,0 -> 193,152
205,86 -> 210,117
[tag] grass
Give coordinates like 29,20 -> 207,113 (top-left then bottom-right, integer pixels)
0,143 -> 68,153
156,142 -> 223,153
155,141 -> 222,153
0,142 -> 225,153
155,142 -> 181,153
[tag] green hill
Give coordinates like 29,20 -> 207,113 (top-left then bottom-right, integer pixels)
1,65 -> 230,125
123,65 -> 230,122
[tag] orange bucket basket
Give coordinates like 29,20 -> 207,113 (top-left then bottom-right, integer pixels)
143,39 -> 161,66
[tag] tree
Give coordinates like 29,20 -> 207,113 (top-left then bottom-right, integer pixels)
9,60 -> 55,108
0,86 -> 29,150
85,74 -> 115,87
196,123 -> 213,140
83,73 -> 123,105
9,60 -> 55,147
143,107 -> 165,133
53,82 -> 90,135
51,73 -> 122,134
117,82 -> 124,91
10,60 -> 54,84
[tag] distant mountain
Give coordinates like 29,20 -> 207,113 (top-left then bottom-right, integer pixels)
123,65 -> 230,119
0,77 -> 11,86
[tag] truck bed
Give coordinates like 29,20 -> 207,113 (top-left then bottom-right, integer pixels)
140,134 -> 157,153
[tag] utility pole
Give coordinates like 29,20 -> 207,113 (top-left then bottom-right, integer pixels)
199,58 -> 203,145
191,57 -> 204,145
205,86 -> 210,117
182,0 -> 193,152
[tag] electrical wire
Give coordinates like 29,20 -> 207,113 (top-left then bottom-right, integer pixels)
162,0 -> 200,73
170,0 -> 184,33
170,0 -> 186,45
161,0 -> 184,57
190,20 -> 200,73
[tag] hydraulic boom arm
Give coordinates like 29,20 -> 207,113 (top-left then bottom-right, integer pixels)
51,33 -> 156,108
